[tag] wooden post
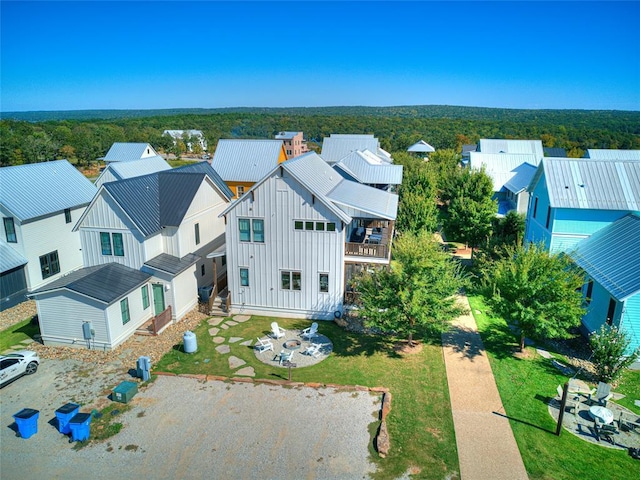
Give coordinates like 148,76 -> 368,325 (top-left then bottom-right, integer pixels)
555,382 -> 570,436
226,291 -> 231,313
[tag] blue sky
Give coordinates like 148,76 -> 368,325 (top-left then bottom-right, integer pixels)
1,1 -> 639,112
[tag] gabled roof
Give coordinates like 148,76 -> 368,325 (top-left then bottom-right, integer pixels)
143,252 -> 200,276
96,156 -> 171,184
171,161 -> 234,200
0,239 -> 27,273
0,160 -> 97,222
102,143 -> 158,162
30,263 -> 151,304
529,158 -> 640,210
407,140 -> 435,153
212,139 -> 285,183
585,149 -> 640,161
221,151 -> 398,222
570,214 -> 640,301
321,134 -> 391,164
503,162 -> 538,194
479,139 -> 544,160
333,150 -> 403,185
469,152 -> 539,192
462,144 -> 478,154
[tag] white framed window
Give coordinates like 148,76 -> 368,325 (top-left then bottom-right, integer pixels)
319,273 -> 329,293
281,271 -> 301,291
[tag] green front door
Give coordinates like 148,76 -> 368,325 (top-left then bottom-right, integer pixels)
152,284 -> 165,315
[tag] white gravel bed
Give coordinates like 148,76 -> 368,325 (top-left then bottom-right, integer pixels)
2,375 -> 380,479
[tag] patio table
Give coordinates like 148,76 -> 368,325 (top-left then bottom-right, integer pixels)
589,405 -> 614,425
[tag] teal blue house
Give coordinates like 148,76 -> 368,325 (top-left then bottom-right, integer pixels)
569,214 -> 640,356
524,158 -> 640,253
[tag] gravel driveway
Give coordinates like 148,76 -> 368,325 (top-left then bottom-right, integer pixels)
2,370 -> 380,479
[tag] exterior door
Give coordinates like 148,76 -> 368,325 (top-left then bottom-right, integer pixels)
152,284 -> 165,315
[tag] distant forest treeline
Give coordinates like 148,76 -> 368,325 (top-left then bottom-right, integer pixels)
1,106 -> 639,166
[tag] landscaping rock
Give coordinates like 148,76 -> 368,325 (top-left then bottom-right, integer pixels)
376,420 -> 390,458
225,320 -> 238,327
228,356 -> 246,369
208,317 -> 225,326
228,337 -> 243,343
234,367 -> 255,377
234,315 -> 250,323
212,336 -> 226,344
208,327 -> 220,336
239,340 -> 253,346
215,345 -> 231,354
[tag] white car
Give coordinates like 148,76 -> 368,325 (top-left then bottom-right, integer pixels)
0,350 -> 40,387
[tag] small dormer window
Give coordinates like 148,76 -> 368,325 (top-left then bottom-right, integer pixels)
3,217 -> 17,243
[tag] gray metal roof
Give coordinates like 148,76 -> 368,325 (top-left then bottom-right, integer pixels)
570,214 -> 640,301
212,139 -> 285,183
479,139 -> 544,160
407,140 -> 435,153
0,160 -> 97,222
503,162 -> 538,194
328,181 -> 398,220
531,158 -> 640,210
143,252 -> 200,275
321,134 -> 385,164
333,150 -> 403,185
462,144 -> 478,154
172,161 -> 234,200
102,156 -> 171,182
103,143 -> 158,162
0,239 -> 27,273
543,147 -> 567,158
470,152 -> 539,192
30,263 -> 151,304
585,149 -> 640,161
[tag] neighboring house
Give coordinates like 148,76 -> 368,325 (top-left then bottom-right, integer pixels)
30,162 -> 234,350
0,239 -> 28,311
0,160 -> 97,295
332,149 -> 403,192
275,131 -> 309,159
407,140 -> 435,158
220,152 -> 398,320
478,138 -> 544,163
469,152 -> 539,215
163,130 -> 208,152
461,144 -> 478,166
211,139 -> 287,198
543,147 -> 567,157
524,158 -> 640,253
94,155 -> 172,188
585,149 -> 640,161
321,134 -> 392,165
101,143 -> 159,164
569,213 -> 640,356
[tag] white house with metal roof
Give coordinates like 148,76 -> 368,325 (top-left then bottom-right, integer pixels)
321,134 -> 392,165
524,158 -> 640,253
211,139 -> 287,198
163,130 -> 207,152
101,143 -> 159,164
569,213 -> 640,357
407,140 -> 435,155
0,160 -> 97,304
478,138 -> 545,163
220,152 -> 398,320
585,149 -> 640,161
94,155 -> 172,188
333,149 -> 403,191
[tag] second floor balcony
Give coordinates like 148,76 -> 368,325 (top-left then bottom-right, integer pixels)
344,219 -> 394,261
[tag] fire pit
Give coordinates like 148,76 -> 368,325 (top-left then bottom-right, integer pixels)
283,339 -> 301,350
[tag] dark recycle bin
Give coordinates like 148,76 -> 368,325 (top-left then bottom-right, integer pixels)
12,408 -> 39,439
55,403 -> 80,434
68,413 -> 92,442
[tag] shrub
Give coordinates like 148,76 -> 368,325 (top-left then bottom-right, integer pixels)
590,325 -> 640,383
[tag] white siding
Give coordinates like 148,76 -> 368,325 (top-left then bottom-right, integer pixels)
79,193 -> 133,230
94,170 -> 117,188
162,227 -> 180,257
80,229 -> 146,269
171,267 -> 198,320
226,170 -> 344,318
106,283 -> 154,349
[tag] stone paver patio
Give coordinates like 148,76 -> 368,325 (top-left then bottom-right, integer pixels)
253,328 -> 333,368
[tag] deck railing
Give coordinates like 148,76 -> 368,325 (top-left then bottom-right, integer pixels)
344,242 -> 389,259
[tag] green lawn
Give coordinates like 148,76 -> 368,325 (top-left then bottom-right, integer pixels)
468,294 -> 640,480
0,317 -> 39,352
155,316 -> 459,480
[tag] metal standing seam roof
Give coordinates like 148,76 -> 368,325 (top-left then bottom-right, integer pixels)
333,150 -> 403,185
104,156 -> 171,181
171,161 -> 234,200
569,214 -> 640,301
211,139 -> 285,183
321,134 -> 382,163
143,252 -> 200,276
0,239 -> 27,273
328,181 -> 399,220
102,143 -> 157,162
533,158 -> 640,210
503,162 -> 538,194
29,263 -> 151,304
407,140 -> 435,153
585,149 -> 640,161
469,152 -> 539,192
0,160 -> 97,222
479,139 -> 544,160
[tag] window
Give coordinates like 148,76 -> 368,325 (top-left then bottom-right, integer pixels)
39,251 -> 60,279
121,298 -> 130,325
606,298 -> 616,326
236,185 -> 245,197
281,271 -> 301,291
326,223 -> 336,232
319,273 -> 329,293
315,222 -> 325,231
585,279 -> 594,305
195,223 -> 200,245
221,255 -> 226,267
141,285 -> 150,309
100,232 -> 112,255
113,233 -> 124,256
3,217 -> 16,243
252,219 -> 264,242
240,268 -> 249,287
239,219 -> 251,242
305,221 -> 314,230
201,264 -> 205,276
294,221 -> 303,230
64,208 -> 72,224
533,197 -> 539,219
545,206 -> 552,229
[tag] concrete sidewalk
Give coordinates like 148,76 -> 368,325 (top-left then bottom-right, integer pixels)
442,295 -> 528,480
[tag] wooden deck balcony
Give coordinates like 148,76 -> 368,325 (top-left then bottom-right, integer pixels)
344,242 -> 390,259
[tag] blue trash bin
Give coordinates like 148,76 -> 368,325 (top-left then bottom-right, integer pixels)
12,408 -> 39,439
55,403 -> 80,434
68,413 -> 92,442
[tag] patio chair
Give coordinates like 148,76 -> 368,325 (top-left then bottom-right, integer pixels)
279,350 -> 294,365
594,419 -> 618,444
618,412 -> 640,434
588,382 -> 613,407
303,343 -> 322,358
271,322 -> 286,339
254,337 -> 273,353
301,322 -> 318,341
556,385 -> 580,415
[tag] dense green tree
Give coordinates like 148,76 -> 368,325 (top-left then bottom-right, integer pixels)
446,194 -> 497,254
23,131 -> 57,163
484,243 -> 585,351
354,232 -> 467,345
394,152 -> 439,234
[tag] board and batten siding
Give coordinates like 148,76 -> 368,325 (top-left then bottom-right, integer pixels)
620,294 -> 640,354
226,170 -> 344,319
94,170 -> 117,188
171,267 -> 199,320
107,284 -> 154,349
581,281 -> 613,334
81,228 -> 146,269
